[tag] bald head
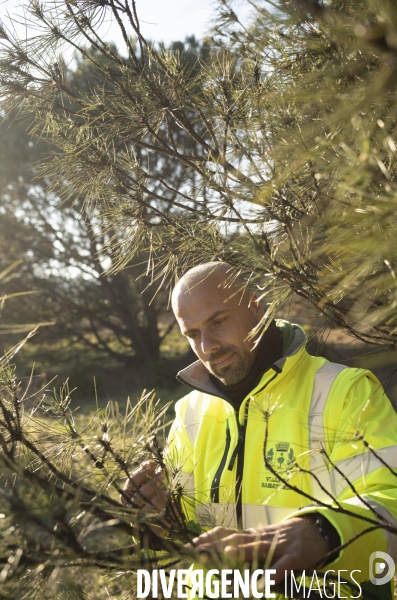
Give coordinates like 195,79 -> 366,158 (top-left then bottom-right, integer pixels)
171,262 -> 246,312
172,262 -> 264,385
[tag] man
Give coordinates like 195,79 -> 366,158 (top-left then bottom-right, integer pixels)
122,262 -> 397,596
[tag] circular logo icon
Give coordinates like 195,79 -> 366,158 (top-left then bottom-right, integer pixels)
369,551 -> 395,586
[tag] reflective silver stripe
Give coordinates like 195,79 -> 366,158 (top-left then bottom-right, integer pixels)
178,470 -> 197,525
331,446 -> 397,496
183,390 -> 211,447
196,503 -> 237,529
242,504 -> 293,528
346,496 -> 397,560
308,362 -> 347,502
178,470 -> 196,498
196,503 -> 293,530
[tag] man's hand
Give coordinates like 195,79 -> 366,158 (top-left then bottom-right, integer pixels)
120,460 -> 171,544
191,518 -> 331,584
120,460 -> 168,512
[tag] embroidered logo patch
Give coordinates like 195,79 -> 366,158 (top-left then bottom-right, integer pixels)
266,441 -> 295,472
262,442 -> 296,489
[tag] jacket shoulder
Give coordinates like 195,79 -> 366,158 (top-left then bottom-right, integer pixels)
302,350 -> 383,392
174,389 -> 211,420
330,363 -> 383,394
174,392 -> 194,420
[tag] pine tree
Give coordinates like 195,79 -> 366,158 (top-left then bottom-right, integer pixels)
2,0 -> 397,349
1,0 -> 397,597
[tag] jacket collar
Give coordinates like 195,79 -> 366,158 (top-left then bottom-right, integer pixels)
176,322 -> 307,400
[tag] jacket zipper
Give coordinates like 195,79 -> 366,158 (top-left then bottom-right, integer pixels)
210,420 -> 231,503
227,370 -> 281,528
227,401 -> 250,528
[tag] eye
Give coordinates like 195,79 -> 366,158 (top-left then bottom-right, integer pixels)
213,317 -> 226,327
186,331 -> 198,340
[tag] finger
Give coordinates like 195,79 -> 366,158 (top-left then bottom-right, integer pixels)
194,532 -> 255,559
151,486 -> 169,510
121,462 -> 159,504
192,526 -> 238,546
270,554 -> 296,585
120,493 -> 131,507
123,461 -> 158,493
138,487 -> 169,511
224,539 -> 271,564
131,473 -> 166,506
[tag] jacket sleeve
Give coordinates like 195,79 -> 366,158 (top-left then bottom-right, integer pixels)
288,371 -> 397,582
164,396 -> 199,532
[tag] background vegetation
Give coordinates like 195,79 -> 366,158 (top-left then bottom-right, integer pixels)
1,0 -> 397,597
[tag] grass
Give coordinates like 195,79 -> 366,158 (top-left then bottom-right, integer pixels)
5,323 -> 194,415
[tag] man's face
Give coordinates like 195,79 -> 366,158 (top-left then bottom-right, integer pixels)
172,273 -> 263,385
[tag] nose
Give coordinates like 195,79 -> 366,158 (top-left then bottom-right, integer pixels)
200,328 -> 221,356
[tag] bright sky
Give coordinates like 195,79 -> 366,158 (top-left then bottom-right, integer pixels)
0,0 -> 221,46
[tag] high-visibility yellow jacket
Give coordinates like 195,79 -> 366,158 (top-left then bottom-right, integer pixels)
167,321 -> 397,596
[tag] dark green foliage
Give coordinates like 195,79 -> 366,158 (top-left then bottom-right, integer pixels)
2,0 -> 397,597
2,0 -> 397,351
0,365 -> 196,599
0,59 -> 186,370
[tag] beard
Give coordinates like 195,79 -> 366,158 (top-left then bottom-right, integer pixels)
205,345 -> 256,385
